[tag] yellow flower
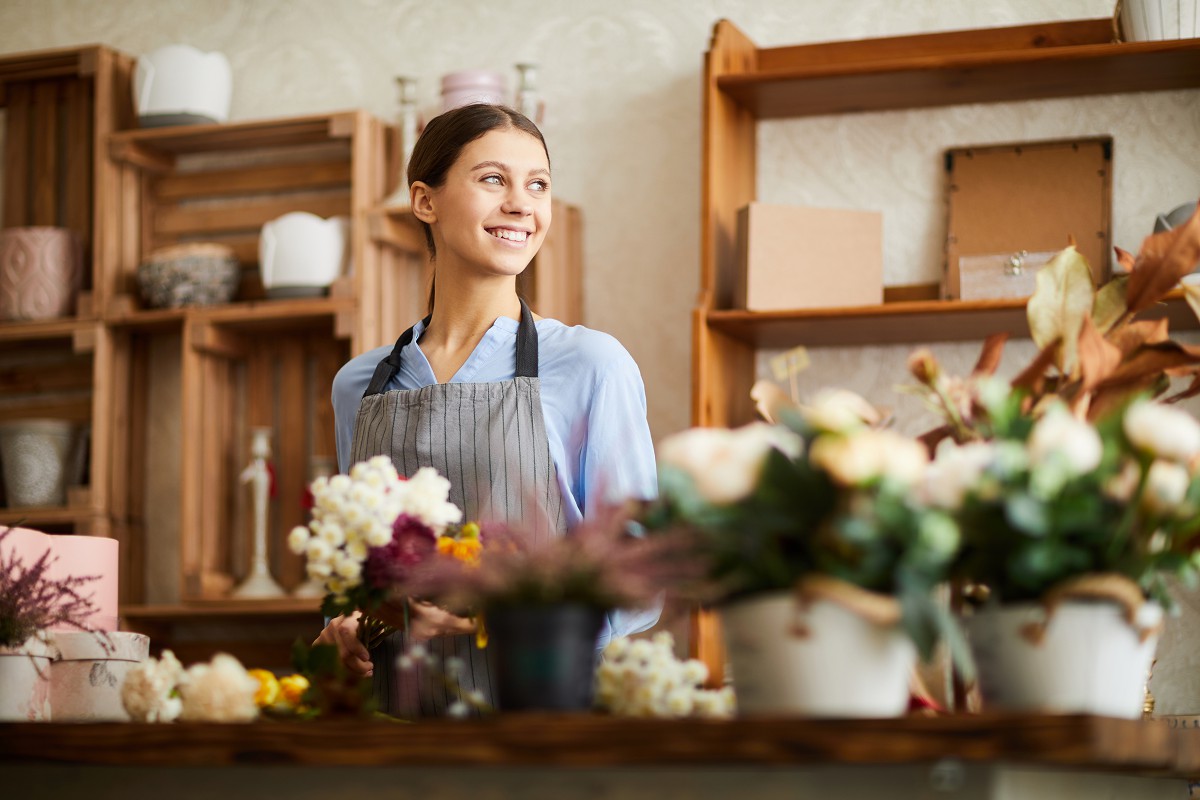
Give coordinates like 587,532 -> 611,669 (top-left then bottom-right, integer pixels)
278,674 -> 310,707
248,669 -> 280,708
436,536 -> 457,555
452,538 -> 482,563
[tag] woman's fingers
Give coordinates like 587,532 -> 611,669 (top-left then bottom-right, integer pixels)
313,615 -> 373,677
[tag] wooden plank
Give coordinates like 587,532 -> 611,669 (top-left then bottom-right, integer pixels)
276,338 -> 307,589
310,335 -> 344,462
197,346 -> 233,598
0,317 -> 89,342
31,81 -> 60,225
62,77 -> 93,278
178,322 -> 204,598
3,82 -> 31,227
693,304 -> 756,427
702,20 -> 758,311
0,395 -> 92,423
154,159 -> 351,200
0,354 -> 93,393
154,191 -> 351,236
0,46 -> 93,83
756,18 -> 1115,73
108,114 -> 346,156
0,715 -> 1191,773
722,37 -> 1200,119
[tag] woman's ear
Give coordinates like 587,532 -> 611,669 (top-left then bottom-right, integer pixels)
411,181 -> 436,224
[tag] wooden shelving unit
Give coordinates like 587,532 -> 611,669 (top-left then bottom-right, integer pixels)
696,18 -> 1200,428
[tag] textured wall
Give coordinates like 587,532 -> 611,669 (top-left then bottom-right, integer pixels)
1,0 -> 1196,442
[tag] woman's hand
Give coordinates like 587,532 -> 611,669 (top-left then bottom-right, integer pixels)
314,611 -> 373,678
407,599 -> 476,643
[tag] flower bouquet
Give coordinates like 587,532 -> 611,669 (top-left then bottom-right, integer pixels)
287,455 -> 477,645
641,390 -> 965,716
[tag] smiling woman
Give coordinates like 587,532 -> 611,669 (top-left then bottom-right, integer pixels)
320,104 -> 660,718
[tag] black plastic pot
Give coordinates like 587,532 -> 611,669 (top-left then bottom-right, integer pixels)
485,604 -> 606,711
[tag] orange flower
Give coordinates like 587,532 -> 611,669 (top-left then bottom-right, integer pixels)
452,538 -> 482,563
436,536 -> 457,556
248,668 -> 280,708
278,674 -> 310,707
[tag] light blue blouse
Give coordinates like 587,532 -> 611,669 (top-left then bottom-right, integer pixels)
331,314 -> 661,645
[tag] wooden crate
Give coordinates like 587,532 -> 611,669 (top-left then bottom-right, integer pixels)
106,111 -> 391,353
0,44 -> 136,317
179,311 -> 348,601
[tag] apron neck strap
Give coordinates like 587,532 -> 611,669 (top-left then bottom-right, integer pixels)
362,299 -> 538,398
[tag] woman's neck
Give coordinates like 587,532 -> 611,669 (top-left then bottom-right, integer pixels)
419,271 -> 520,382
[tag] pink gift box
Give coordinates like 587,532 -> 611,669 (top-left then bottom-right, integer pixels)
0,527 -> 119,632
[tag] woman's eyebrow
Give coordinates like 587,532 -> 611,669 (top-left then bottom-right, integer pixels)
470,160 -> 550,178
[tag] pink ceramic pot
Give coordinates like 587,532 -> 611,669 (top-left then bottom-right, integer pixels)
0,226 -> 83,321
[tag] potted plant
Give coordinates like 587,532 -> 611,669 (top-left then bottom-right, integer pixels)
0,527 -> 104,721
641,391 -> 966,717
398,504 -> 694,713
906,203 -> 1200,716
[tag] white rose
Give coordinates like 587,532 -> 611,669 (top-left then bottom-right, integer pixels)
287,525 -> 310,555
659,423 -> 799,505
1143,460 -> 1191,516
318,522 -> 345,547
1028,406 -> 1102,475
922,442 -> 994,509
810,430 -> 927,487
1125,401 -> 1200,463
178,654 -> 258,723
665,687 -> 695,717
334,555 -> 363,583
305,538 -> 333,564
801,388 -> 882,433
306,561 -> 333,579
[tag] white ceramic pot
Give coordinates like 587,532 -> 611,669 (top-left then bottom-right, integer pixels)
48,631 -> 149,721
135,44 -> 232,126
721,591 -> 916,717
0,637 -> 54,721
1119,0 -> 1200,40
965,600 -> 1161,718
259,212 -> 350,298
0,419 -> 76,507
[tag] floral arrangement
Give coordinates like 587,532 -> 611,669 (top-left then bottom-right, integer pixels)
640,389 -> 963,661
286,455 -> 468,621
594,633 -> 734,718
248,669 -> 310,714
0,527 -> 104,652
904,204 -> 1200,613
121,650 -> 259,723
920,391 -> 1200,612
396,502 -> 699,616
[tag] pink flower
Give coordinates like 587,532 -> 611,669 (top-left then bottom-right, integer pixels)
365,515 -> 435,589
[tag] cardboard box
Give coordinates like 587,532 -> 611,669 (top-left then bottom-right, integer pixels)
734,203 -> 883,311
943,137 -> 1112,300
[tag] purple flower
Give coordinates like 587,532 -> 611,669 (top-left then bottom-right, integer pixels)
365,515 -> 436,589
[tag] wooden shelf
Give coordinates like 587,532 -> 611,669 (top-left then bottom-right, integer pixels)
108,111 -> 364,170
0,505 -> 96,527
121,598 -> 322,621
0,714 -> 1195,773
0,317 -> 96,343
720,19 -> 1200,118
104,296 -> 354,333
706,293 -> 1200,349
0,43 -> 103,86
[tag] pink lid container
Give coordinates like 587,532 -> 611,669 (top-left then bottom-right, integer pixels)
0,527 -> 119,632
441,70 -> 507,112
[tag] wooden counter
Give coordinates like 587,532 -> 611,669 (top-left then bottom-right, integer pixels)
3,714 -> 1197,800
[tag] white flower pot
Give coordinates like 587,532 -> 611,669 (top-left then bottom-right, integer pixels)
0,419 -> 76,507
0,637 -> 54,721
258,212 -> 350,298
721,591 -> 916,717
1119,0 -> 1200,41
48,631 -> 149,721
135,44 -> 232,126
965,600 -> 1161,718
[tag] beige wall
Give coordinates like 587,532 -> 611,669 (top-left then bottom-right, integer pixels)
1,0 -> 1195,442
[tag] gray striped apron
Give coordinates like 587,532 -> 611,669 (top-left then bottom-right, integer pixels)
350,300 -> 567,716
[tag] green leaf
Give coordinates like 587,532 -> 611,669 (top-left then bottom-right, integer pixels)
1005,493 -> 1048,536
1027,246 -> 1096,375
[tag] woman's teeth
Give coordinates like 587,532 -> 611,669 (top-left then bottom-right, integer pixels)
489,228 -> 528,242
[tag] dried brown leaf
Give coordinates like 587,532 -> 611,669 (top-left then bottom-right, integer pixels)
1077,314 -> 1123,395
1114,246 -> 1136,273
1094,341 -> 1200,394
1027,246 -> 1096,375
1126,200 -> 1200,313
972,333 -> 1009,377
1166,373 -> 1200,404
1011,340 -> 1061,398
1109,318 -> 1170,358
1092,274 -> 1130,334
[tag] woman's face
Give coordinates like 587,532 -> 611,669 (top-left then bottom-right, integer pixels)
421,126 -> 552,279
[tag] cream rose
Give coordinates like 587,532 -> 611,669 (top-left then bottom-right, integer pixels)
657,423 -> 802,505
810,429 -> 927,487
1125,401 -> 1200,463
800,388 -> 882,433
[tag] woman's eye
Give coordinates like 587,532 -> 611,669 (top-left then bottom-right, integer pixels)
483,174 -> 503,185
529,179 -> 549,192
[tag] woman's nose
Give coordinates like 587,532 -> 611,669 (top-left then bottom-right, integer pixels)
501,188 -> 532,215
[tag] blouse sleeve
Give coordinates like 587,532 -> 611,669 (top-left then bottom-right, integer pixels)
580,353 -> 662,645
